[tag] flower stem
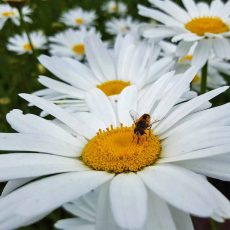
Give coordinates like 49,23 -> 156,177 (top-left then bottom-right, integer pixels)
17,6 -> 35,55
200,61 -> 208,94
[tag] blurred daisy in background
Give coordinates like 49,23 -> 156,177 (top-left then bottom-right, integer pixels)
159,41 -> 230,90
102,0 -> 127,15
138,0 -> 230,68
49,27 -> 99,60
0,3 -> 32,29
7,31 -> 47,55
34,34 -> 175,113
0,74 -> 230,229
60,7 -> 96,28
106,16 -> 140,36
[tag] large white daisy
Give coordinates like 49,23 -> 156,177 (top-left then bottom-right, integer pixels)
49,28 -> 99,60
7,31 -> 47,55
0,68 -> 230,229
159,41 -> 230,90
138,0 -> 230,68
60,7 -> 96,28
34,34 -> 176,113
0,3 -> 31,29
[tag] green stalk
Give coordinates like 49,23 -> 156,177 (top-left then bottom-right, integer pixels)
200,61 -> 208,94
17,6 -> 35,55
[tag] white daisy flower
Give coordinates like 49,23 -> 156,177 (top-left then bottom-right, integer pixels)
159,41 -> 230,90
138,0 -> 230,68
0,4 -> 31,29
0,72 -> 230,229
7,31 -> 47,55
106,16 -> 140,36
49,28 -> 99,60
34,34 -> 176,113
60,7 -> 96,28
102,0 -> 127,15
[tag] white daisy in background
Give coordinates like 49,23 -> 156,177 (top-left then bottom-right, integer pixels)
0,3 -> 31,29
49,28 -> 99,60
34,34 -> 176,113
159,41 -> 230,90
7,31 -> 47,55
102,0 -> 127,15
60,7 -> 96,28
0,69 -> 230,229
106,16 -> 140,36
138,0 -> 230,68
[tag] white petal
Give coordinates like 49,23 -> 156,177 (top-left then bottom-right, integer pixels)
0,171 -> 113,230
192,39 -> 212,68
169,205 -> 194,230
176,41 -> 194,57
139,164 -> 217,217
213,38 -> 230,59
181,0 -> 199,18
117,86 -> 138,126
146,192 -> 176,230
0,133 -> 80,157
85,88 -> 116,127
0,153 -> 87,182
19,94 -> 92,139
110,173 -> 147,229
85,35 -> 116,82
6,109 -> 79,146
55,218 -> 94,230
174,154 -> 230,181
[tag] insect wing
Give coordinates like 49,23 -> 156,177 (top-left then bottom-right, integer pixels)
129,110 -> 139,123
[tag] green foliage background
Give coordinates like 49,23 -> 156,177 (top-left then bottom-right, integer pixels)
0,0 -> 229,229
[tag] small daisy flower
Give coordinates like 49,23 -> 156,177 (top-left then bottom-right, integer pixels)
7,31 -> 47,55
138,0 -> 230,68
159,41 -> 230,90
102,0 -> 127,15
0,73 -> 230,229
0,4 -> 31,29
49,28 -> 99,60
60,7 -> 96,28
34,34 -> 176,113
106,16 -> 140,36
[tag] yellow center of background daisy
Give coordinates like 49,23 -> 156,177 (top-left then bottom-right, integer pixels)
75,17 -> 84,25
81,125 -> 161,173
97,80 -> 131,96
72,44 -> 85,55
23,43 -> 32,51
2,11 -> 15,17
185,17 -> 229,36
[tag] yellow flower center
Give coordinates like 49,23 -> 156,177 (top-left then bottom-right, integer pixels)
192,74 -> 201,84
185,17 -> 229,36
111,4 -> 117,12
2,11 -> 15,17
23,43 -> 32,51
81,125 -> 161,173
97,80 -> 131,96
72,43 -> 85,55
179,55 -> 193,63
75,17 -> 84,25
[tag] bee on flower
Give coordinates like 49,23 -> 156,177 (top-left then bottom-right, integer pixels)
60,7 -> 96,28
49,27 -> 100,60
7,31 -> 47,55
0,3 -> 31,29
102,0 -> 127,15
138,0 -> 230,68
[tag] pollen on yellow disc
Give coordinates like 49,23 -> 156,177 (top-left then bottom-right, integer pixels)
2,11 -> 15,17
72,43 -> 85,55
185,17 -> 229,36
23,43 -> 32,51
75,17 -> 84,25
97,80 -> 131,96
81,125 -> 161,173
